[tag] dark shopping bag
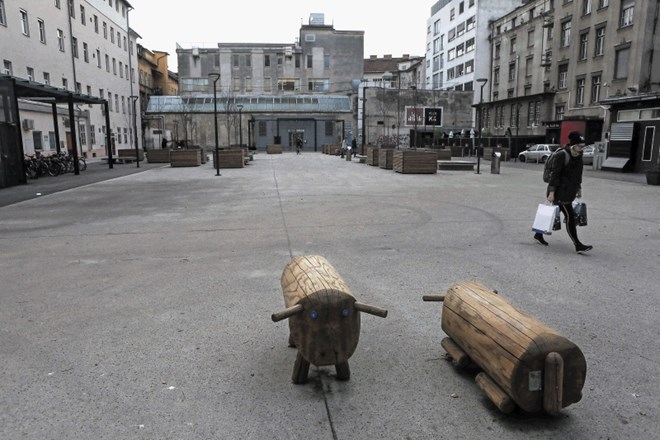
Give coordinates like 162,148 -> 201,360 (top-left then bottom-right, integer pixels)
573,200 -> 588,226
553,208 -> 561,231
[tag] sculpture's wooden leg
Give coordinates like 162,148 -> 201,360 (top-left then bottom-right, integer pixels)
292,351 -> 310,384
441,337 -> 470,369
543,352 -> 564,416
475,372 -> 516,414
335,361 -> 350,381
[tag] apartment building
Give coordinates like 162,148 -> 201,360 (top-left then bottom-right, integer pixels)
150,14 -> 362,150
0,0 -> 140,160
137,44 -> 177,148
425,0 -> 522,98
484,0 -> 660,172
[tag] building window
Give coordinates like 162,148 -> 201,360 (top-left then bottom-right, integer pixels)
561,21 -> 571,47
119,61 -> 123,78
0,1 -> 5,26
555,105 -> 565,120
258,121 -> 267,137
324,54 -> 330,69
43,71 -> 50,85
68,0 -> 75,18
595,27 -> 605,56
62,78 -> 68,90
57,29 -> 65,51
83,42 -> 88,62
576,78 -> 585,105
93,15 -> 98,33
308,79 -> 329,92
620,1 -> 634,28
110,26 -> 114,43
232,54 -> 239,67
245,54 -> 251,67
245,77 -> 252,92
456,43 -> 464,58
26,67 -> 34,81
448,48 -> 455,61
494,67 -> 500,85
525,57 -> 533,76
508,62 -> 516,81
494,43 -> 500,59
465,38 -> 475,52
528,29 -> 535,47
105,54 -> 109,72
20,9 -> 29,36
55,0 -> 61,9
2,60 -> 12,75
450,8 -> 455,20
96,49 -> 101,68
558,64 -> 568,89
583,0 -> 592,15
72,37 -> 79,58
278,78 -> 300,91
465,60 -> 473,73
306,55 -> 313,68
579,33 -> 588,60
510,36 -> 517,54
614,46 -> 630,79
264,55 -> 270,67
75,81 -> 81,94
233,77 -> 240,91
38,19 -> 46,43
466,16 -> 475,31
264,77 -> 271,92
80,5 -> 85,24
112,58 -> 116,75
591,74 -> 601,103
103,22 -> 107,39
598,0 -> 609,8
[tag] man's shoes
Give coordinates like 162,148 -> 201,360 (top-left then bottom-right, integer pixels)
576,244 -> 593,254
534,233 -> 549,246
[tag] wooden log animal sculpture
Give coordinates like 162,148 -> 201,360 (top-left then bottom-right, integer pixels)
272,255 -> 388,384
423,281 -> 586,415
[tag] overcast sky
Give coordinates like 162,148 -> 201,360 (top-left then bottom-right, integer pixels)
129,1 -> 431,72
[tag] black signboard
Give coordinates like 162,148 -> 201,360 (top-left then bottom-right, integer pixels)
424,108 -> 442,126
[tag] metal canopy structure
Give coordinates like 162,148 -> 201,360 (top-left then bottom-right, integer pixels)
0,75 -> 114,183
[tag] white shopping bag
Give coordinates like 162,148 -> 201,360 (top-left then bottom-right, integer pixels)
532,203 -> 559,235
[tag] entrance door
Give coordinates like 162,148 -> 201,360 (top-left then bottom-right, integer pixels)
289,130 -> 305,151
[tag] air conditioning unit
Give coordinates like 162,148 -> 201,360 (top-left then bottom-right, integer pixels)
285,47 -> 293,56
22,119 -> 34,130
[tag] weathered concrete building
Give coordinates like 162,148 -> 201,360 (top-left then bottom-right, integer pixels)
155,14 -> 363,150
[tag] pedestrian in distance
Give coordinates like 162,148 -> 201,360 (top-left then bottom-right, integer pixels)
534,131 -> 593,253
351,138 -> 358,157
296,137 -> 303,155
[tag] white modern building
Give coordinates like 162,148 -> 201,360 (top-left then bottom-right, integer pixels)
0,0 -> 140,158
425,0 -> 522,101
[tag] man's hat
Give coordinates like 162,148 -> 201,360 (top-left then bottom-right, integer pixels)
568,131 -> 585,145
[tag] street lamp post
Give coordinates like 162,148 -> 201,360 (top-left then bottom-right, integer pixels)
476,78 -> 488,174
209,73 -> 221,176
129,95 -> 140,168
411,85 -> 418,148
236,104 -> 244,147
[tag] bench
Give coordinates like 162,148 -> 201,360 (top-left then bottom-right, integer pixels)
356,155 -> 367,164
437,160 -> 475,171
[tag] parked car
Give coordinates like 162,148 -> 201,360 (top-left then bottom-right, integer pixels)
518,144 -> 561,163
582,145 -> 595,165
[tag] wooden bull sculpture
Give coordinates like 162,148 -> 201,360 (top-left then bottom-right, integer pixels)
272,255 -> 388,384
423,281 -> 586,415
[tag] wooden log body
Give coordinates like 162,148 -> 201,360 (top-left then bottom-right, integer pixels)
170,149 -> 201,167
441,281 -> 586,413
146,149 -> 171,163
280,256 -> 360,367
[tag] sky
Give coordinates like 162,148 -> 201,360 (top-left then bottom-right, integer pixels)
129,0 -> 432,72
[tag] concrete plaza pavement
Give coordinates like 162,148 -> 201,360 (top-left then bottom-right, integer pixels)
0,152 -> 658,439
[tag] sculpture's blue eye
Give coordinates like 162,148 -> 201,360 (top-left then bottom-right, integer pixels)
341,308 -> 349,317
309,310 -> 318,319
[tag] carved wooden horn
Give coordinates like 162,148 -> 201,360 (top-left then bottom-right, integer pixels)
271,304 -> 303,322
354,302 -> 388,318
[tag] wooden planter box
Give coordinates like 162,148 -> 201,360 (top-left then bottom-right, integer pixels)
436,149 -> 452,160
213,149 -> 245,168
366,146 -> 379,166
378,149 -> 394,169
393,150 -> 438,174
146,149 -> 170,163
170,149 -> 201,167
483,147 -> 510,161
117,149 -> 144,161
267,144 -> 283,154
